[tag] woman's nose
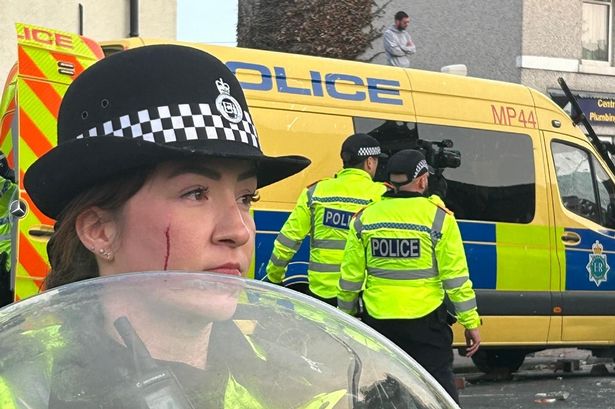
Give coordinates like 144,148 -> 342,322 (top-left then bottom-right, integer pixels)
211,200 -> 252,247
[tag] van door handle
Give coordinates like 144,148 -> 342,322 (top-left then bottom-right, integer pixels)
561,231 -> 581,246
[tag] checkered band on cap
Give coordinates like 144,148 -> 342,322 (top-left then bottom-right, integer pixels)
413,159 -> 429,179
357,146 -> 381,157
75,103 -> 259,148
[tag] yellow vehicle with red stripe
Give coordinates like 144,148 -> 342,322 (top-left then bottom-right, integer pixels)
0,23 -> 103,305
6,25 -> 615,373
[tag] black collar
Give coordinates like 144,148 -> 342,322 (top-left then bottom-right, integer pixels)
383,190 -> 425,198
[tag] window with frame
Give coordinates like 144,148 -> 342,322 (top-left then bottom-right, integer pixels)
582,0 -> 612,61
552,141 -> 615,228
353,118 -> 536,223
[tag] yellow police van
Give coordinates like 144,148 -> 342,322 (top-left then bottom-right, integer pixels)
5,23 -> 615,373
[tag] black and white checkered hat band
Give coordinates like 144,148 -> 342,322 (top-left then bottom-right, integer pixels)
357,146 -> 381,157
75,103 -> 259,148
413,159 -> 429,179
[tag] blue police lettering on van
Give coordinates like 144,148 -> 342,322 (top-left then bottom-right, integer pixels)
367,78 -> 403,105
371,238 -> 420,258
274,67 -> 311,95
325,73 -> 365,101
323,208 -> 354,230
310,71 -> 324,97
226,61 -> 403,105
226,61 -> 273,91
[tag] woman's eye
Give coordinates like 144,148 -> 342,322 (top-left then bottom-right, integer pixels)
239,192 -> 260,207
183,187 -> 208,201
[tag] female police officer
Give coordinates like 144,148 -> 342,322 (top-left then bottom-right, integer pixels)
25,44 -> 310,287
11,44 -> 311,407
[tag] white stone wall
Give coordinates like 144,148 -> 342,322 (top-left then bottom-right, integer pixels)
361,0 -> 523,82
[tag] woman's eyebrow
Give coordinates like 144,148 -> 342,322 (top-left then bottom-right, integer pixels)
238,168 -> 257,181
168,165 -> 221,181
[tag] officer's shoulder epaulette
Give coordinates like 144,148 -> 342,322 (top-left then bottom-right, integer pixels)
428,196 -> 454,216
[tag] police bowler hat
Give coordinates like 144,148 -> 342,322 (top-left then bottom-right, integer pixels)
386,149 -> 434,182
24,45 -> 310,219
340,133 -> 387,165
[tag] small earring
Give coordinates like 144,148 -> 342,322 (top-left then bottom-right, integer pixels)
97,248 -> 113,260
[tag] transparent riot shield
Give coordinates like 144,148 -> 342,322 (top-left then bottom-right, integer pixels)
0,272 -> 459,408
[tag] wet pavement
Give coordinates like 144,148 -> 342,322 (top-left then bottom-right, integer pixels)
455,349 -> 615,409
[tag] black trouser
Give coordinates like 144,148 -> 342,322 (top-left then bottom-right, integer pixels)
363,303 -> 459,403
306,287 -> 338,307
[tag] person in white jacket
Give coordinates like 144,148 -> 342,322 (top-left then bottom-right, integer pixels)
383,11 -> 416,68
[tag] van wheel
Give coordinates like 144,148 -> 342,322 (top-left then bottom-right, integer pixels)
471,349 -> 526,374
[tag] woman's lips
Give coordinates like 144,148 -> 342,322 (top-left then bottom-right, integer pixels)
208,263 -> 242,276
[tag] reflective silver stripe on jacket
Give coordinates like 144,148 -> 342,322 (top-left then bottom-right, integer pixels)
353,210 -> 365,239
308,261 -> 340,272
269,254 -> 289,268
337,298 -> 359,311
430,207 -> 446,245
443,276 -> 468,290
312,239 -> 346,250
367,267 -> 438,280
275,233 -> 301,251
307,184 -> 318,245
339,278 -> 362,292
430,207 -> 446,274
453,298 -> 477,312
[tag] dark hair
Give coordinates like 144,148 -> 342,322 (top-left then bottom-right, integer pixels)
394,11 -> 409,21
44,167 -> 154,290
343,156 -> 378,170
343,159 -> 366,169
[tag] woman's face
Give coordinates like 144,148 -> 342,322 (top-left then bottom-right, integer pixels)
107,158 -> 257,277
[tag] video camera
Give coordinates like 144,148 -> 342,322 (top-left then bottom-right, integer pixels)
362,120 -> 462,183
415,139 -> 461,172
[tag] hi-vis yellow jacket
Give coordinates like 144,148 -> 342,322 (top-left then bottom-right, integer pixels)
337,192 -> 481,329
0,325 -> 346,408
0,177 -> 16,271
266,168 -> 386,299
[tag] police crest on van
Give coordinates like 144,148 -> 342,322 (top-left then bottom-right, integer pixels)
586,240 -> 610,287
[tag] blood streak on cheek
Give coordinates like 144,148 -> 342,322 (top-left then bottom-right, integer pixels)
163,225 -> 171,270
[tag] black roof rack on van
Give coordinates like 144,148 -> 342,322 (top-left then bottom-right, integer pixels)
558,77 -> 615,175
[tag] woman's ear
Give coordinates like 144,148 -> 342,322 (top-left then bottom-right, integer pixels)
75,207 -> 118,261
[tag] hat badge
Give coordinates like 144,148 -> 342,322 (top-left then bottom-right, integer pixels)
215,78 -> 243,124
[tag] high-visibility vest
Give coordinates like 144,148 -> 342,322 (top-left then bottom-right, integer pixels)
338,193 -> 481,329
0,323 -> 346,408
266,168 -> 387,299
0,178 -> 16,270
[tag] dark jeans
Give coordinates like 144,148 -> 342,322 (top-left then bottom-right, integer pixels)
363,303 -> 459,403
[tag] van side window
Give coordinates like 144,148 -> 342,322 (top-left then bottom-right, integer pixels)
354,117 -> 536,223
593,157 -> 615,228
552,142 -> 615,228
